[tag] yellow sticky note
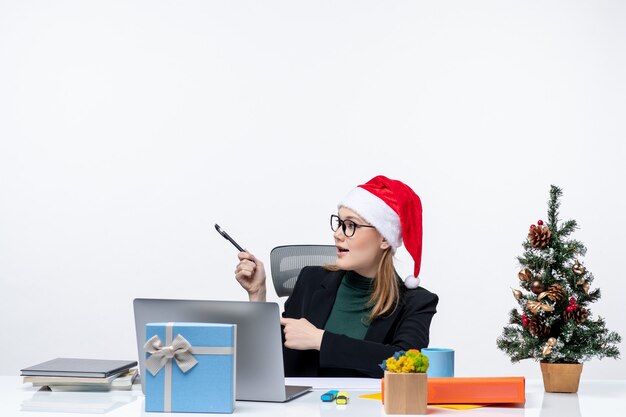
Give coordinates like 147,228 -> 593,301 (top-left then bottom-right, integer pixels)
359,393 -> 382,400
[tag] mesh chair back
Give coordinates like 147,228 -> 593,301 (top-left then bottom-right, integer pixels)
270,245 -> 337,297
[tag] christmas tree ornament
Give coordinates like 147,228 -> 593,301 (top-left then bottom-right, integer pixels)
537,284 -> 565,302
530,280 -> 545,294
575,278 -> 590,294
529,315 -> 550,337
537,220 -> 544,226
528,224 -> 551,249
511,288 -> 523,300
542,344 -> 552,356
520,314 -> 529,327
582,281 -> 590,294
527,300 -> 554,314
563,306 -> 588,323
518,268 -> 533,282
575,308 -> 589,324
572,260 -> 586,276
542,337 -> 558,356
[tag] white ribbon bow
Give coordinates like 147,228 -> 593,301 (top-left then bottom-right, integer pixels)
143,334 -> 198,376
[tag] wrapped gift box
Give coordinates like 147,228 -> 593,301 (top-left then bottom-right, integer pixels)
144,322 -> 236,413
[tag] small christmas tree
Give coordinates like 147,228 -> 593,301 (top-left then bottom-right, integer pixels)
497,185 -> 621,364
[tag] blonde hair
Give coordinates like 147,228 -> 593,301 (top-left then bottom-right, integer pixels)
323,247 -> 399,322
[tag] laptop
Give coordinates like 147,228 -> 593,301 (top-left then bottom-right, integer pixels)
133,298 -> 311,402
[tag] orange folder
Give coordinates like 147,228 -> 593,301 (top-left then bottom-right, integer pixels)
382,377 -> 525,405
428,377 -> 525,404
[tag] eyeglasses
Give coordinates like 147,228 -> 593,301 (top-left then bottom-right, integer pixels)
330,214 -> 376,237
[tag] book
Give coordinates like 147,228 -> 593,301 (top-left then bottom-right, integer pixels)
31,369 -> 138,391
27,369 -> 138,391
21,358 -> 137,378
23,369 -> 130,385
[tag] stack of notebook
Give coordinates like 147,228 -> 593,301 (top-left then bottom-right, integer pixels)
21,358 -> 138,391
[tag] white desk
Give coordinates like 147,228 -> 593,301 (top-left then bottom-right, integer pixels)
2,376 -> 625,416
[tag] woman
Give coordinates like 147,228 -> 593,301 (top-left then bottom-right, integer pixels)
234,175 -> 438,377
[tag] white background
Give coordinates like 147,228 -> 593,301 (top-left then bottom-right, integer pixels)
1,0 -> 624,379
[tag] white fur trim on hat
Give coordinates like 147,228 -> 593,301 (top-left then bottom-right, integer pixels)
338,187 -> 402,249
404,275 -> 421,289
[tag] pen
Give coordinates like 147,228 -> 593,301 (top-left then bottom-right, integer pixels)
215,224 -> 246,252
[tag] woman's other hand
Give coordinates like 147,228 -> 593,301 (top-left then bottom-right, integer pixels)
280,318 -> 324,351
235,252 -> 267,302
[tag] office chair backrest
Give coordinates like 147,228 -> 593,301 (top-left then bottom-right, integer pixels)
270,245 -> 337,297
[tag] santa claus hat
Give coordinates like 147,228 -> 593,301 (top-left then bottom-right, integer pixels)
338,175 -> 423,289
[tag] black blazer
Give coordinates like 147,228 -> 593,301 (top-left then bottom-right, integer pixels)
282,266 -> 439,378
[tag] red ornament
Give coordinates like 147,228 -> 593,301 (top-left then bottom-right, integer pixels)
538,220 -> 544,226
569,297 -> 576,305
521,314 -> 529,327
530,224 -> 536,229
566,305 -> 576,312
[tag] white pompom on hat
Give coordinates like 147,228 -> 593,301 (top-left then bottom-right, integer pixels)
338,175 -> 423,289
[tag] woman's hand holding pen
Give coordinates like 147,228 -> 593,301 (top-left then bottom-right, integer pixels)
235,252 -> 267,302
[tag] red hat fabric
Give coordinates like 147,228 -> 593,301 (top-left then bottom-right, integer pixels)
339,175 -> 423,287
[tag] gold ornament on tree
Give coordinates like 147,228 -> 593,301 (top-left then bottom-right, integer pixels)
511,288 -> 523,300
527,300 -> 555,314
528,223 -> 551,249
530,280 -> 545,294
542,337 -> 557,356
582,281 -> 590,294
576,278 -> 590,294
572,260 -> 586,275
518,268 -> 533,282
538,284 -> 565,303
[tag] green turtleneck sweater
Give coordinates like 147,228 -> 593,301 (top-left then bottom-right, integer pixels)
324,271 -> 374,340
